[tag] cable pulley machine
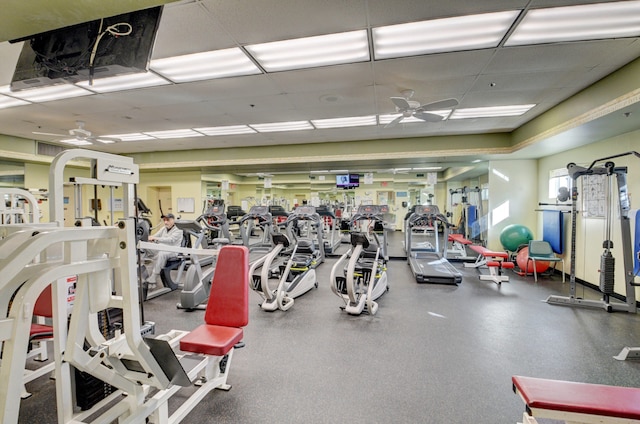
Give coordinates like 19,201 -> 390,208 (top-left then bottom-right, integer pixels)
546,151 -> 639,313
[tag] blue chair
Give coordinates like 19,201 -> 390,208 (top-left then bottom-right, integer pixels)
527,240 -> 565,283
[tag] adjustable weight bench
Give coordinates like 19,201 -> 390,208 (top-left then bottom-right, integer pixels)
447,233 -> 476,261
512,375 -> 640,424
465,244 -> 514,284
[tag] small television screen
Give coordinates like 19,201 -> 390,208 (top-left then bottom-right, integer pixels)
336,174 -> 359,189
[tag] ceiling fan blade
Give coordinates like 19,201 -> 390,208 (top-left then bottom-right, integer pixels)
384,115 -> 404,129
413,111 -> 444,122
417,98 -> 459,111
32,131 -> 68,137
390,97 -> 411,111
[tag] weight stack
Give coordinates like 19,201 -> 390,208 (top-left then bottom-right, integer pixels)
599,252 -> 615,294
75,309 -> 116,410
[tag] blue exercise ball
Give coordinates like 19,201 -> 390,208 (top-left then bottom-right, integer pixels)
500,224 -> 533,252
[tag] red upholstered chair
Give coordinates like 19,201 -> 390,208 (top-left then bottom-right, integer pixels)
180,245 -> 249,390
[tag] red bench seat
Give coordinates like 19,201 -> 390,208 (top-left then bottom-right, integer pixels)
180,245 -> 249,357
513,375 -> 640,421
448,233 -> 473,245
180,325 -> 243,357
469,244 -> 508,258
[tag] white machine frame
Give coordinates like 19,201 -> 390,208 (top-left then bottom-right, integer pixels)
0,188 -> 40,224
0,149 -> 240,424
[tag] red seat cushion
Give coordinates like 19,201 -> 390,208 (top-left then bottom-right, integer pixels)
448,234 -> 473,245
180,325 -> 244,357
469,245 -> 508,258
30,323 -> 53,338
501,262 -> 515,269
513,375 -> 640,420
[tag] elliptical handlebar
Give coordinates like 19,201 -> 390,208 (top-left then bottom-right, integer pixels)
196,213 -> 227,230
236,205 -> 272,225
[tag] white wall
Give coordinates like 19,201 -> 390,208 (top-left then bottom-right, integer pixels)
487,159 -> 538,251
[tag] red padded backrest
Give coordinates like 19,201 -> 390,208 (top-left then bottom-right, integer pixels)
34,285 -> 53,318
204,245 -> 249,328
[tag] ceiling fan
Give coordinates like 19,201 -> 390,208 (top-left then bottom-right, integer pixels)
385,90 -> 458,128
33,120 -> 121,144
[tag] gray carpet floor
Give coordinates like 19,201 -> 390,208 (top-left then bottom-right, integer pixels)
18,234 -> 640,423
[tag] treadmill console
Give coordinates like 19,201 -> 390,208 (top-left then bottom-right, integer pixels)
291,205 -> 318,219
356,205 -> 380,216
415,205 -> 440,216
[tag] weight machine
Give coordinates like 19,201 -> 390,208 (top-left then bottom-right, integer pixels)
546,152 -> 638,314
0,149 -> 247,423
0,188 -> 40,224
448,186 -> 485,245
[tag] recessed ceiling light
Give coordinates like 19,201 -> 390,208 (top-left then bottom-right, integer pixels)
194,125 -> 257,136
143,129 -> 204,139
103,133 -> 155,142
449,104 -> 535,119
249,121 -> 314,132
311,115 -> 377,129
0,93 -> 30,109
77,72 -> 170,93
506,1 -> 640,46
5,84 -> 92,103
378,110 -> 451,125
372,10 -> 520,59
245,30 -> 370,72
150,48 -> 261,83
60,138 -> 92,146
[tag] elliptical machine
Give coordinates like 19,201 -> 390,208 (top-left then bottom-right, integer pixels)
249,233 -> 317,311
176,207 -> 230,310
330,205 -> 389,315
249,206 -> 322,311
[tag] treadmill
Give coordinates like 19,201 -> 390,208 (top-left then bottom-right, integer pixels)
406,205 -> 462,285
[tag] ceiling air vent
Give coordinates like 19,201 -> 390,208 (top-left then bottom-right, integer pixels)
37,141 -> 65,157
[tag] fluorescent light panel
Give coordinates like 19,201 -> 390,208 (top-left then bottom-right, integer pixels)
60,138 -> 92,146
413,166 -> 442,171
150,48 -> 261,83
105,133 -> 156,142
7,84 -> 92,103
245,30 -> 369,72
372,11 -> 520,59
450,104 -> 535,119
506,1 -> 640,46
311,115 -> 377,129
378,110 -> 451,125
0,94 -> 30,109
77,72 -> 170,93
143,129 -> 204,139
250,121 -> 314,132
194,125 -> 256,136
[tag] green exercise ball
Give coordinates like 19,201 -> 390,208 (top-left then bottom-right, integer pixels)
500,224 -> 533,252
